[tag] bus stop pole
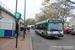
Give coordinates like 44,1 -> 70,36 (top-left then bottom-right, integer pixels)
15,0 -> 18,48
15,0 -> 18,12
16,20 -> 18,48
23,0 -> 26,38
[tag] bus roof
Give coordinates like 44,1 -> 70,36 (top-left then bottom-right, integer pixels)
35,20 -> 48,25
35,19 -> 62,25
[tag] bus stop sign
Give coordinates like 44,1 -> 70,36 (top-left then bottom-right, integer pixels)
15,12 -> 21,20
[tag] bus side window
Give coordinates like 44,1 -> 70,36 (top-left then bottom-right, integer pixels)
37,25 -> 39,29
43,26 -> 46,30
35,25 -> 37,29
39,24 -> 43,30
43,24 -> 47,30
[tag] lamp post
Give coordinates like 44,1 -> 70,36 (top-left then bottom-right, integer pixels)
23,0 -> 26,38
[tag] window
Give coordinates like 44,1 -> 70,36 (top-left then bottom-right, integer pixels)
48,23 -> 63,31
39,24 -> 43,30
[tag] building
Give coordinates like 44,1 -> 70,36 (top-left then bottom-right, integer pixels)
0,1 -> 24,27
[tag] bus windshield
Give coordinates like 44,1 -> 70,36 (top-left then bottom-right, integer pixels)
48,23 -> 63,31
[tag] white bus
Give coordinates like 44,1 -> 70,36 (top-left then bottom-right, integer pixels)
35,20 -> 64,38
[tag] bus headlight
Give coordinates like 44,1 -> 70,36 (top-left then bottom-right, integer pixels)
60,31 -> 63,34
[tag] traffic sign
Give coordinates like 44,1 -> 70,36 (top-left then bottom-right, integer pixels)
15,12 -> 21,20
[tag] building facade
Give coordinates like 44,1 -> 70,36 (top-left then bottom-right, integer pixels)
0,1 -> 24,27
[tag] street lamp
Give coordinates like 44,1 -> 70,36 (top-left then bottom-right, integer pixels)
23,0 -> 26,38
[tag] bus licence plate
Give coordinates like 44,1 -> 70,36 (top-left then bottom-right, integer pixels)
53,31 -> 58,33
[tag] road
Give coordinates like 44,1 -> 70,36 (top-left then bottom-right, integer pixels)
31,29 -> 75,50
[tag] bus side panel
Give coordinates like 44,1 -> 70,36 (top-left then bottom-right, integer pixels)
36,29 -> 40,34
35,29 -> 44,34
39,30 -> 44,34
35,29 -> 38,32
44,30 -> 47,35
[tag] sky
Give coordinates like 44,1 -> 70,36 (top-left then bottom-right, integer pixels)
0,0 -> 75,21
71,0 -> 75,2
0,0 -> 43,20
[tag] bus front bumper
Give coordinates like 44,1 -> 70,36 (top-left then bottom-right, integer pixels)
47,34 -> 64,37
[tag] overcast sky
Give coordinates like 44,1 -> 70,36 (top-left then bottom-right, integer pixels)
0,0 -> 75,21
0,0 -> 43,20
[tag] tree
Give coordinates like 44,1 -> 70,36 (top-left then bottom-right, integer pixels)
25,18 -> 36,25
35,0 -> 75,22
35,13 -> 48,22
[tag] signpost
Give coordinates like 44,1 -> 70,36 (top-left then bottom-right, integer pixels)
15,12 -> 21,20
15,12 -> 21,48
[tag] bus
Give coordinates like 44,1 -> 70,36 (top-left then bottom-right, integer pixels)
35,20 -> 64,38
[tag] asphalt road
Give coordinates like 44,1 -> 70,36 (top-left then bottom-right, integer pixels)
31,29 -> 75,50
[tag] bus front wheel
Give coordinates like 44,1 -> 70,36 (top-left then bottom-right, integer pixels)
42,33 -> 48,38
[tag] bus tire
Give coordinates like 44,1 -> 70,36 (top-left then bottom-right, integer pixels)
42,32 -> 45,37
42,33 -> 48,38
44,34 -> 49,38
42,32 -> 43,35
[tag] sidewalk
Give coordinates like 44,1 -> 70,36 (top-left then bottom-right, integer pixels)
0,30 -> 33,50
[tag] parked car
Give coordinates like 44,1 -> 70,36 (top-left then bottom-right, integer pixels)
70,28 -> 75,35
64,27 -> 69,33
64,27 -> 73,34
66,28 -> 72,34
